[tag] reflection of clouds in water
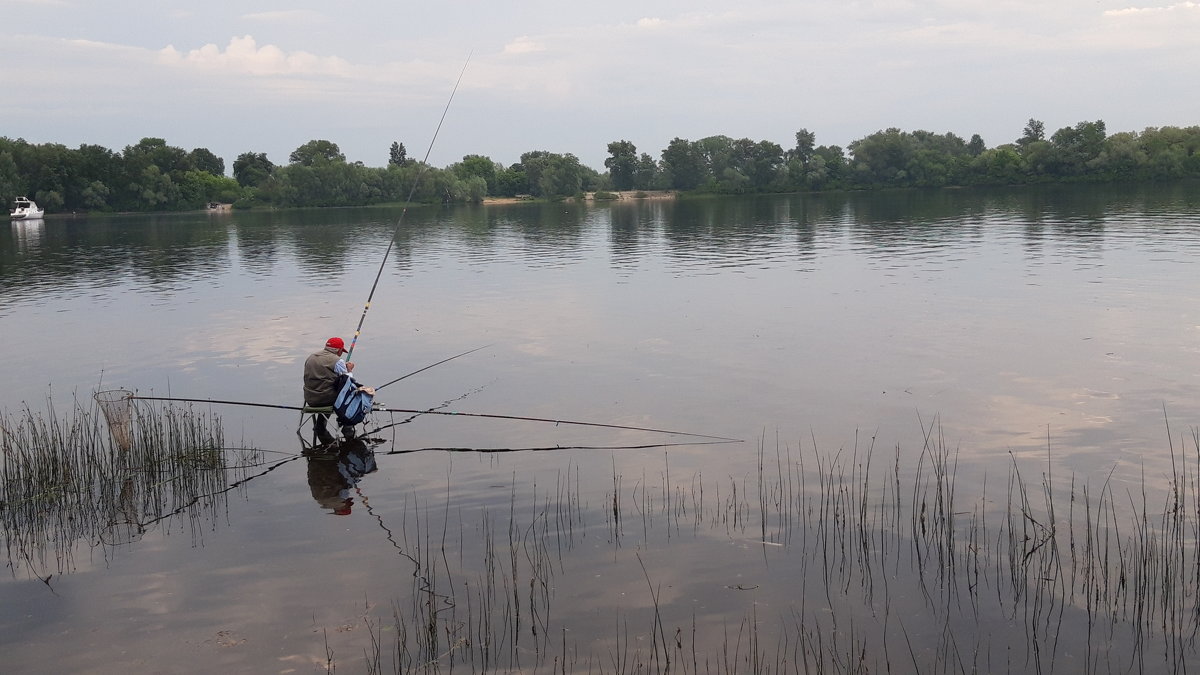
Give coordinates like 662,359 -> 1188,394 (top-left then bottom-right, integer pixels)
638,337 -> 673,353
172,290 -> 368,371
448,290 -> 607,361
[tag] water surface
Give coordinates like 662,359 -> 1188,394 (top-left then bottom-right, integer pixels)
3,183 -> 1199,672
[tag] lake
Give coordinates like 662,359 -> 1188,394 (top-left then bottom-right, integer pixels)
3,183 -> 1199,673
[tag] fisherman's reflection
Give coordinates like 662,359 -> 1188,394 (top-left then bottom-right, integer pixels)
305,439 -> 378,515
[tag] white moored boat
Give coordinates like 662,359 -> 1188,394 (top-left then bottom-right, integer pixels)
10,196 -> 44,220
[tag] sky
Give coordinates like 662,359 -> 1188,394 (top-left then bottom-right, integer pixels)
2,1 -> 1197,173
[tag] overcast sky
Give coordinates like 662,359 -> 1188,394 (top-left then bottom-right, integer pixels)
2,1 -> 1196,172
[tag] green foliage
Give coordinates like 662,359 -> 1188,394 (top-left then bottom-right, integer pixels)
189,148 -> 225,176
495,166 -> 527,197
288,139 -> 344,166
661,138 -> 706,190
452,155 -> 499,194
967,134 -> 986,157
461,175 -> 488,203
605,140 -> 638,190
5,119 -> 1200,216
233,152 -> 274,188
1017,119 -> 1045,149
0,150 -> 20,206
389,141 -> 408,166
506,151 -> 589,198
80,181 -> 111,209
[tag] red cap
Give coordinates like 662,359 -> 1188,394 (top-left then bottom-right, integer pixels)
325,337 -> 346,353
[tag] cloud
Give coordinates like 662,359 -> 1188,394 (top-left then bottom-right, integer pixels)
501,36 -> 545,55
1104,1 -> 1198,15
157,35 -> 351,77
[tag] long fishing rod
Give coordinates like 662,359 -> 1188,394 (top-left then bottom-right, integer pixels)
381,440 -> 738,455
375,344 -> 491,391
376,406 -> 741,441
126,395 -> 739,441
131,395 -> 305,411
346,54 -> 472,363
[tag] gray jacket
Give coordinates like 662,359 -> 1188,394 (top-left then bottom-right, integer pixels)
303,347 -> 343,406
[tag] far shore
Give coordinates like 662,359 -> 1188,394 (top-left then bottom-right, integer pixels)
482,190 -> 677,205
7,190 -> 682,219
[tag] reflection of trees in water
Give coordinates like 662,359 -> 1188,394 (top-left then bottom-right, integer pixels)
0,215 -> 232,304
3,185 -> 1196,300
0,396 -> 261,580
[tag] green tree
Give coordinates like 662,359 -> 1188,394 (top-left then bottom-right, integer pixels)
80,180 -> 111,209
35,189 -> 65,212
19,142 -> 72,210
0,150 -> 21,205
452,155 -> 498,195
1095,131 -> 1146,181
120,138 -> 191,209
289,139 -> 344,166
742,139 -> 784,191
849,128 -> 913,185
633,153 -> 659,190
73,144 -> 121,210
233,152 -> 275,187
510,151 -> 586,198
809,145 -> 846,189
605,140 -> 638,190
495,165 -> 527,196
1017,119 -> 1045,150
791,129 -> 816,166
124,137 -> 191,174
661,138 -> 706,190
189,148 -> 225,176
967,134 -> 986,156
389,141 -> 408,166
1050,120 -> 1106,176
128,164 -> 179,209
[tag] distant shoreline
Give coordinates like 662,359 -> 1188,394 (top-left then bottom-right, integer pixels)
482,190 -> 677,205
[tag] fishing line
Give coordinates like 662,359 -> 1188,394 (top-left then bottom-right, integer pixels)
346,53 -> 472,362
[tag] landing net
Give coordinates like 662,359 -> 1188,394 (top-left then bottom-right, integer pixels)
94,388 -> 135,450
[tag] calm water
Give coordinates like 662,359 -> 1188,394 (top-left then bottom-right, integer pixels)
3,184 -> 1199,672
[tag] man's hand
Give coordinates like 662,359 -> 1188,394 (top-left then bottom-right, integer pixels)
346,361 -> 355,372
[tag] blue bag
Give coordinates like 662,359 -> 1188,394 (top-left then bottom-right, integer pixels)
332,375 -> 374,426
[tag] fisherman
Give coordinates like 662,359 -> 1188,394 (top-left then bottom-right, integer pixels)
303,337 -> 356,444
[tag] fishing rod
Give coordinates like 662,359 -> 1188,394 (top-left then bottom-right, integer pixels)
376,406 -> 741,441
126,395 -> 739,441
381,440 -> 738,455
346,54 -> 472,363
375,344 -> 492,391
130,395 -> 304,411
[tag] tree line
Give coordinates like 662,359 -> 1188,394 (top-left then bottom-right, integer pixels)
3,119 -> 1198,214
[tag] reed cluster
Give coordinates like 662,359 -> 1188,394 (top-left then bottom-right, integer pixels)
1,392 -> 259,580
329,422 -> 1199,674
